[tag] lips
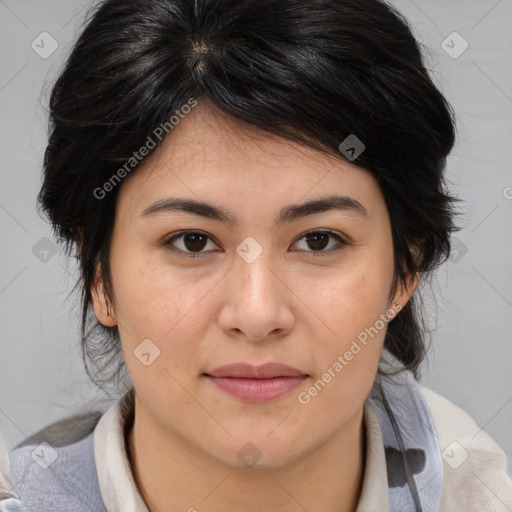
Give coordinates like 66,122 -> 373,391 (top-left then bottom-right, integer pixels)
204,363 -> 308,402
205,362 -> 307,379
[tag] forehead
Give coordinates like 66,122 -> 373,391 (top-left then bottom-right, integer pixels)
116,100 -> 382,218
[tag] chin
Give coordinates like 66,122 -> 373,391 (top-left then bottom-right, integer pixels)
205,434 -> 308,470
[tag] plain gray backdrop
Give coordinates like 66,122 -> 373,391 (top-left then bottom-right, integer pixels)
1,0 -> 511,479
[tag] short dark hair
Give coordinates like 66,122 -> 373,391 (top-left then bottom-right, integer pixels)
37,0 -> 461,386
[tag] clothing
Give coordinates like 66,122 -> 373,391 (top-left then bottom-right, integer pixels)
0,439 -> 17,501
0,437 -> 22,511
6,358 -> 512,511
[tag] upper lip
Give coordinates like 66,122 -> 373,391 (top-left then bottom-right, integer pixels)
205,362 -> 307,379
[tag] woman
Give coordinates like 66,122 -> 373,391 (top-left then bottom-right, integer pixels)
5,0 -> 512,510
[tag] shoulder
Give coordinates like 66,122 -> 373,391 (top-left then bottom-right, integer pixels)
9,414 -> 107,512
418,383 -> 512,511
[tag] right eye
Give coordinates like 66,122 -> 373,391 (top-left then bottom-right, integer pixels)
163,230 -> 221,258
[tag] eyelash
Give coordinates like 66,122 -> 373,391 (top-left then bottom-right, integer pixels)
162,229 -> 348,259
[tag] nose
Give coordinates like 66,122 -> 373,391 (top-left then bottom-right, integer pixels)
217,245 -> 295,342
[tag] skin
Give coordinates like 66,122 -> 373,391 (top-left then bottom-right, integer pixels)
92,99 -> 418,512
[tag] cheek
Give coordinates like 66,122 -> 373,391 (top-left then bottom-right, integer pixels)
112,253 -> 217,373
291,251 -> 394,398
300,265 -> 392,341
292,270 -> 390,427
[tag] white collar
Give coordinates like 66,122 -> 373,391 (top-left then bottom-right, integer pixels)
94,391 -> 149,512
94,391 -> 389,512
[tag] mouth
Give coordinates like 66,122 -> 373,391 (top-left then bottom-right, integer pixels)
203,362 -> 309,402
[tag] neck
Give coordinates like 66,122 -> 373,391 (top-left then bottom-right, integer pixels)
127,398 -> 366,512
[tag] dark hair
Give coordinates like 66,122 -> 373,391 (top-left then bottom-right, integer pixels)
37,0 -> 461,386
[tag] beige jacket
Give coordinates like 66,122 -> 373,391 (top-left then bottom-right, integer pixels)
91,384 -> 512,511
357,384 -> 512,511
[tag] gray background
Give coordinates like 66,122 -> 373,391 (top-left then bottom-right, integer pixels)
1,0 -> 511,479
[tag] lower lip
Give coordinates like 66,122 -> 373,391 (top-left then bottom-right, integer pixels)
205,375 -> 308,402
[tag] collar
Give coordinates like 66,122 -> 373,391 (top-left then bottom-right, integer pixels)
93,390 -> 389,512
94,390 -> 148,512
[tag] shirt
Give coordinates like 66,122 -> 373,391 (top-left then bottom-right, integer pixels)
8,384 -> 512,511
93,385 -> 512,511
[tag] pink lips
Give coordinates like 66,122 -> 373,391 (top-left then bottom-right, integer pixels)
204,362 -> 308,402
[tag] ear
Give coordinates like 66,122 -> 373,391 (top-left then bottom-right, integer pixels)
91,267 -> 117,328
389,244 -> 422,311
389,271 -> 420,312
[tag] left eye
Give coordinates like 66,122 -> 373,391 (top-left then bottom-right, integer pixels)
163,229 -> 347,258
292,229 -> 347,255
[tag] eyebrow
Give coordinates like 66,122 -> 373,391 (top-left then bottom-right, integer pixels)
139,194 -> 369,225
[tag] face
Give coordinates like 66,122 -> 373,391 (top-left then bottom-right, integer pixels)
93,100 -> 415,469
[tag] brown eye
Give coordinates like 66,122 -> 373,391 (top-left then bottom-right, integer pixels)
164,231 -> 218,258
305,232 -> 330,251
292,229 -> 347,256
163,229 -> 347,259
182,232 -> 208,251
